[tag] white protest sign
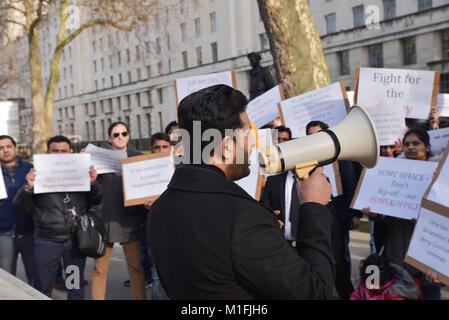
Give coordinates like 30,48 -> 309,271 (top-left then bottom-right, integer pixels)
356,67 -> 438,119
247,85 -> 282,128
437,94 -> 449,117
85,143 -> 127,174
351,157 -> 438,220
279,82 -> 348,138
0,169 -> 7,200
175,71 -> 235,104
33,154 -> 91,194
426,150 -> 449,208
366,105 -> 406,146
256,128 -> 273,148
428,127 -> 449,158
406,207 -> 449,285
121,153 -> 175,206
235,149 -> 263,200
346,91 -> 355,107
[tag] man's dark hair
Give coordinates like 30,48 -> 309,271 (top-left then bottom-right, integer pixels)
0,135 -> 16,146
360,254 -> 395,288
275,126 -> 292,140
178,84 -> 248,163
151,132 -> 170,149
165,121 -> 178,135
403,127 -> 431,159
306,120 -> 329,134
108,121 -> 130,137
47,135 -> 72,150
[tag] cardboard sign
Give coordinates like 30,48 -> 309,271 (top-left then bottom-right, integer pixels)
0,169 -> 7,200
174,71 -> 237,106
121,152 -> 175,207
279,82 -> 349,138
366,105 -> 406,146
428,127 -> 449,158
351,157 -> 438,220
437,94 -> 449,117
425,145 -> 449,209
355,67 -> 440,119
85,143 -> 127,174
246,85 -> 284,128
235,149 -> 264,200
33,154 -> 91,194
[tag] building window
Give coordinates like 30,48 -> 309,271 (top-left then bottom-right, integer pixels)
195,18 -> 201,37
368,43 -> 383,68
211,42 -> 218,62
442,29 -> 449,59
353,5 -> 365,28
148,91 -> 153,106
93,60 -> 97,73
182,51 -> 188,69
158,88 -> 163,104
339,51 -> 349,75
136,46 -> 140,60
137,68 -> 142,80
158,62 -> 163,75
109,55 -> 113,69
156,37 -> 161,54
146,65 -> 152,78
325,13 -> 336,34
383,0 -> 396,20
180,0 -> 186,14
70,65 -> 73,78
126,49 -> 131,63
92,40 -> 96,53
181,23 -> 187,41
146,113 -> 153,137
118,51 -> 121,66
210,12 -> 216,32
85,122 -> 90,141
119,73 -> 123,85
418,0 -> 432,11
137,114 -> 142,138
84,103 -> 89,115
167,35 -> 171,51
196,47 -> 202,66
137,92 -> 142,107
91,121 -> 96,140
101,58 -> 104,71
168,59 -> 172,73
259,33 -> 269,51
70,84 -> 74,96
101,119 -> 106,140
402,36 -> 416,65
128,71 -> 132,83
155,13 -> 161,30
110,75 -> 114,87
159,111 -> 163,131
100,101 -> 104,113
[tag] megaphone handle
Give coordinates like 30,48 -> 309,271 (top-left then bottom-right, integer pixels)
293,160 -> 319,181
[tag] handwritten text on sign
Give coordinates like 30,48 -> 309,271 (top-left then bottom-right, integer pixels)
406,207 -> 449,281
352,157 -> 438,220
357,67 -> 436,119
427,150 -> 449,208
428,127 -> 449,157
85,143 -> 127,174
366,105 -> 406,146
33,154 -> 91,194
176,71 -> 234,103
280,82 -> 347,138
246,85 -> 282,128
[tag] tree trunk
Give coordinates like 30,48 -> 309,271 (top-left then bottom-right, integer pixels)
257,0 -> 331,99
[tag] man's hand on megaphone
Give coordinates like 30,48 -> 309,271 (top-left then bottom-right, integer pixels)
297,167 -> 332,206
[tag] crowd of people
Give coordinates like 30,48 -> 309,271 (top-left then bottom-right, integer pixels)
0,83 -> 447,300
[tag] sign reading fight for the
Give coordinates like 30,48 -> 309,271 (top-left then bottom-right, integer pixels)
121,153 -> 175,207
85,143 -> 127,174
0,169 -> 7,200
351,157 -> 438,220
279,82 -> 349,138
33,154 -> 91,194
356,67 -> 439,119
246,85 -> 283,128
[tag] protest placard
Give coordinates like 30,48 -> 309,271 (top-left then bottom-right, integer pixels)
354,67 -> 440,119
424,145 -> 449,209
33,154 -> 91,194
246,85 -> 284,128
0,169 -> 7,200
365,105 -> 406,146
351,157 -> 438,220
279,81 -> 349,138
346,91 -> 355,107
85,143 -> 127,174
254,128 -> 273,149
428,127 -> 449,158
174,71 -> 237,107
121,152 -> 175,207
437,94 -> 449,117
235,149 -> 264,200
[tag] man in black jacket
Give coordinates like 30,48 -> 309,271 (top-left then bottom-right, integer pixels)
148,84 -> 335,299
13,136 -> 102,300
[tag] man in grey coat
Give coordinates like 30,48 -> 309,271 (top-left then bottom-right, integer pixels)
90,122 -> 147,300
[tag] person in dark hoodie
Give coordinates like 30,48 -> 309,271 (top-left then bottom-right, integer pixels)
91,122 -> 147,300
0,135 -> 34,284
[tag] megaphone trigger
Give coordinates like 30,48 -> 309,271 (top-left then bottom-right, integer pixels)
292,160 -> 319,181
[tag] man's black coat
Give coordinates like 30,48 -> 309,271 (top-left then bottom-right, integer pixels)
148,164 -> 335,299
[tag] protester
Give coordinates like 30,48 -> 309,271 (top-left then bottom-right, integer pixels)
350,253 -> 420,300
148,84 -> 335,299
0,135 -> 35,285
13,135 -> 101,300
275,125 -> 292,143
91,122 -> 147,300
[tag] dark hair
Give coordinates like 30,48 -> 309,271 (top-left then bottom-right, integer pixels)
47,135 -> 72,150
275,126 -> 292,140
151,132 -> 170,149
0,135 -> 16,146
360,254 -> 395,288
306,120 -> 329,134
178,84 -> 248,163
403,127 -> 431,159
108,121 -> 129,137
247,52 -> 261,62
165,121 -> 179,135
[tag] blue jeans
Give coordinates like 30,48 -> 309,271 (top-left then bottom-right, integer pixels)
151,264 -> 169,300
33,237 -> 86,300
0,234 -> 35,285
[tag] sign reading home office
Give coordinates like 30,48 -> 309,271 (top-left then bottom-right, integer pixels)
356,67 -> 439,120
33,154 -> 91,194
351,157 -> 438,220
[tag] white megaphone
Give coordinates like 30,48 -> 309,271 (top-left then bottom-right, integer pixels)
258,105 -> 379,180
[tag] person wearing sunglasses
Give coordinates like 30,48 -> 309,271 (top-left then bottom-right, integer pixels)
91,122 -> 148,300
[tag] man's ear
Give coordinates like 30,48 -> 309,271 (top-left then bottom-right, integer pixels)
222,136 -> 235,164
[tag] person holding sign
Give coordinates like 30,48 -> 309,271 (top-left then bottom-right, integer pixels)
91,122 -> 147,300
362,128 -> 442,300
13,136 -> 102,300
0,135 -> 34,285
148,84 -> 335,299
